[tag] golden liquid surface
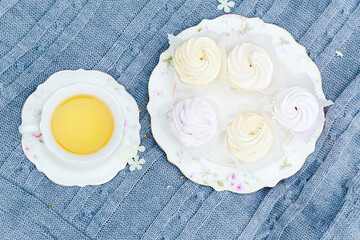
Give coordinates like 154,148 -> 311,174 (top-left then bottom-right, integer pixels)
51,95 -> 114,155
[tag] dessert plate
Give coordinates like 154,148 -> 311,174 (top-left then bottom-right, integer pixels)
147,15 -> 327,193
20,69 -> 141,186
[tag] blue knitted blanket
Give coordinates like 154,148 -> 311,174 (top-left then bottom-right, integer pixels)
0,0 -> 359,239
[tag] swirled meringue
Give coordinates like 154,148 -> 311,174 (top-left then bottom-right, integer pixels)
274,87 -> 319,133
227,43 -> 273,91
174,37 -> 222,85
169,98 -> 217,147
226,112 -> 273,163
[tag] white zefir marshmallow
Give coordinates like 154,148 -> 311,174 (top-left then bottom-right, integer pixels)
228,43 -> 273,91
226,112 -> 274,163
174,37 -> 222,85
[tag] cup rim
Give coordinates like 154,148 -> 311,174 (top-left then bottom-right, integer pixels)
40,83 -> 124,163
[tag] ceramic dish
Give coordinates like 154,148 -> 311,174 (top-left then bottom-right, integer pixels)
147,15 -> 328,193
19,69 -> 141,186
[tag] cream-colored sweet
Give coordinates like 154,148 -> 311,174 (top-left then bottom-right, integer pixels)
174,37 -> 222,85
227,43 -> 273,91
226,112 -> 273,162
169,97 -> 217,147
274,87 -> 319,133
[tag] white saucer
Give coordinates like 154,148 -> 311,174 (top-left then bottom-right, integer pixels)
20,69 -> 141,186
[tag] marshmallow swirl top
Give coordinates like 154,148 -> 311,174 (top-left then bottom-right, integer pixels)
226,112 -> 273,162
228,43 -> 273,91
174,37 -> 222,85
169,98 -> 218,147
274,87 -> 319,133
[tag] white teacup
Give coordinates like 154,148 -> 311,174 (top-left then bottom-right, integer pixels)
19,83 -> 124,163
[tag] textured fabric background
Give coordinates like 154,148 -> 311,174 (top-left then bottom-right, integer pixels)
0,0 -> 360,239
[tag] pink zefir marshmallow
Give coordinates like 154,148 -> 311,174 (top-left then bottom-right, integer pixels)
169,97 -> 218,147
274,87 -> 319,133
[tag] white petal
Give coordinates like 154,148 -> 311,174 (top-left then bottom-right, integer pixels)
139,158 -> 146,164
217,4 -> 224,10
224,6 -> 231,13
134,155 -> 139,161
138,146 -> 145,152
228,1 -> 235,7
218,0 -> 225,3
137,165 -> 142,170
128,159 -> 135,164
129,165 -> 135,171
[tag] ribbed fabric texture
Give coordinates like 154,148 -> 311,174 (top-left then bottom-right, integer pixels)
0,0 -> 359,239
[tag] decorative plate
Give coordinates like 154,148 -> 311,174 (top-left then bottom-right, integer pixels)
147,15 -> 327,193
20,69 -> 141,186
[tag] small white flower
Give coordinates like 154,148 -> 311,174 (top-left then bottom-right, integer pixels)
335,50 -> 344,57
217,0 -> 235,13
128,155 -> 146,171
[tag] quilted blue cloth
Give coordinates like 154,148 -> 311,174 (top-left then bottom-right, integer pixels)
0,0 -> 360,239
